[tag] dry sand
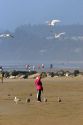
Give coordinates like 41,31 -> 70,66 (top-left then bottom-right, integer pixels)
0,76 -> 83,125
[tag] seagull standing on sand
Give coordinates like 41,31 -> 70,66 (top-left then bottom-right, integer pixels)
46,19 -> 61,26
14,96 -> 21,104
54,32 -> 65,38
0,33 -> 14,38
57,97 -> 62,102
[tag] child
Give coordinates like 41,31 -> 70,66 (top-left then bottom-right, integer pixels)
34,75 -> 43,102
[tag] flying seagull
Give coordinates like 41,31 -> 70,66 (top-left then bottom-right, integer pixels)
0,33 -> 14,38
46,19 -> 61,26
54,32 -> 65,38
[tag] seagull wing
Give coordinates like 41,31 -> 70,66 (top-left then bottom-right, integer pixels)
60,32 -> 65,35
52,19 -> 61,24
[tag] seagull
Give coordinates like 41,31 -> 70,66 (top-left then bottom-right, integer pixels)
14,96 -> 21,104
26,98 -> 30,103
57,97 -> 62,102
0,33 -> 14,38
54,32 -> 65,38
46,19 -> 61,26
43,97 -> 47,102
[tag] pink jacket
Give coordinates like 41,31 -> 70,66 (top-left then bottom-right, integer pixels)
34,76 -> 43,90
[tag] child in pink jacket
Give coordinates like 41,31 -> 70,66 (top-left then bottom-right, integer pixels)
34,75 -> 43,102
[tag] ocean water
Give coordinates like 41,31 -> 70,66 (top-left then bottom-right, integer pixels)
0,61 -> 83,72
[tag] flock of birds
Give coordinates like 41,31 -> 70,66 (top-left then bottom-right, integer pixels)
0,19 -> 62,105
46,19 -> 66,40
0,19 -> 65,40
0,19 -> 63,104
13,96 -> 48,104
13,95 -> 62,104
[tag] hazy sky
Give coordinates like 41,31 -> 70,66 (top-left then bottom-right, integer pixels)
0,0 -> 83,31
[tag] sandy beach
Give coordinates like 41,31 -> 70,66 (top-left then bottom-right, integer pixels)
0,76 -> 83,125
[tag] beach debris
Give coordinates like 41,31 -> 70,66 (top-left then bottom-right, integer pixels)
26,98 -> 30,103
14,96 -> 21,104
57,97 -> 62,102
